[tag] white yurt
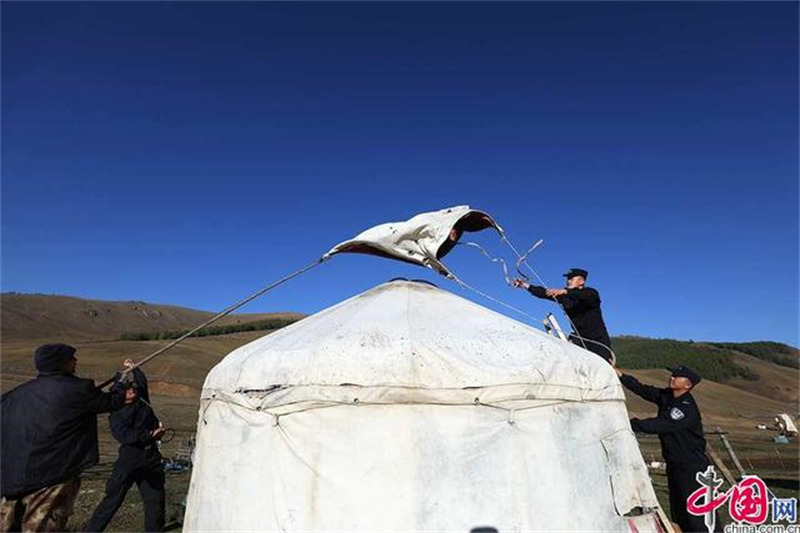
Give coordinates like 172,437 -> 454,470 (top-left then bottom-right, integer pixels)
184,279 -> 663,532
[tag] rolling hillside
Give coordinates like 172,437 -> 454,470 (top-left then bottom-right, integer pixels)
3,292 -> 797,406
0,292 -> 303,344
613,335 -> 799,403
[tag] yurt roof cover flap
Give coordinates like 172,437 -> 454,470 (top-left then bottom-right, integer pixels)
203,280 -> 623,403
324,205 -> 501,275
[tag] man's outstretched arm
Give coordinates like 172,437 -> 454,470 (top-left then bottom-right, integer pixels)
511,279 -> 552,300
616,370 -> 663,404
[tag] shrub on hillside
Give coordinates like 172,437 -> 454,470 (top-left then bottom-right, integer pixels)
120,317 -> 300,341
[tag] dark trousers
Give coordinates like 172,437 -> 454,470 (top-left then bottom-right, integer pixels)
667,463 -> 717,533
84,447 -> 165,532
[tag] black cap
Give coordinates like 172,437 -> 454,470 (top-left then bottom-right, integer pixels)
34,343 -> 76,373
563,268 -> 588,279
667,365 -> 702,386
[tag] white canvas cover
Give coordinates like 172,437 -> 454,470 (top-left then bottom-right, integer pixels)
325,205 -> 501,276
185,280 -> 661,532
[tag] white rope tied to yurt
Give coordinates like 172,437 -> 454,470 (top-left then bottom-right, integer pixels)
199,390 -> 593,421
447,271 -> 544,326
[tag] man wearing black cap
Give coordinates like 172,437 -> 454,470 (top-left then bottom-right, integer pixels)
1,344 -> 125,532
512,268 -> 613,362
85,360 -> 166,532
615,365 -> 712,533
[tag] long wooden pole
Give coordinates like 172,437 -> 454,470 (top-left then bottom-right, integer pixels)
717,428 -> 746,479
706,444 -> 737,486
98,258 -> 326,389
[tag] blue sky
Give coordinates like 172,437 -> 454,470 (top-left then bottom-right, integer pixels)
2,2 -> 798,346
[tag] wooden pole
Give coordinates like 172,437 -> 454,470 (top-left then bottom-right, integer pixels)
655,504 -> 678,533
706,444 -> 737,486
716,427 -> 746,478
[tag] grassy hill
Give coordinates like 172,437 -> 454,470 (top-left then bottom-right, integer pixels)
3,293 -> 796,396
0,292 -> 303,344
614,336 -> 758,380
615,336 -> 798,375
612,335 -> 799,403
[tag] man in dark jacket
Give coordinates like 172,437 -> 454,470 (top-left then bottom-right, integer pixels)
84,361 -> 166,532
616,365 -> 713,533
1,344 -> 125,532
512,268 -> 613,362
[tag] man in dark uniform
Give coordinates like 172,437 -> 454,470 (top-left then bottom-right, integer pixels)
85,361 -> 166,532
1,344 -> 125,532
512,268 -> 613,362
616,365 -> 712,533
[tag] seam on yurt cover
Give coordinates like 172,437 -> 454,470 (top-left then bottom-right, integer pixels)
227,380 -> 620,395
199,382 -> 623,416
197,394 -> 623,420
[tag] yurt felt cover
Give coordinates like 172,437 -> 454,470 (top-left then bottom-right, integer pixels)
325,205 -> 501,276
184,280 -> 660,532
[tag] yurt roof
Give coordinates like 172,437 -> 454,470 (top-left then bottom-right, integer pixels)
203,280 -> 622,404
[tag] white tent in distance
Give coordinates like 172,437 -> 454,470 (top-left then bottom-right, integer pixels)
184,279 -> 663,532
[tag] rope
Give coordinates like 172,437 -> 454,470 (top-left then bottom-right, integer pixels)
499,234 -> 589,350
574,336 -> 617,366
450,268 -> 617,364
136,396 -> 176,443
451,235 -> 616,363
201,394 -> 584,418
514,239 -> 544,281
99,257 -> 329,389
500,235 -> 552,291
498,233 -> 617,364
456,241 -> 513,284
447,269 -> 544,326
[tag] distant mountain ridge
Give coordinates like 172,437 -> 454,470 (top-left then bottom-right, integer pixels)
0,292 -> 303,344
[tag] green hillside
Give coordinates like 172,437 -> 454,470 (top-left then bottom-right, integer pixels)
611,336 -> 800,382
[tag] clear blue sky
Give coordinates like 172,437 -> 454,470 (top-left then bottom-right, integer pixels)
2,2 -> 798,346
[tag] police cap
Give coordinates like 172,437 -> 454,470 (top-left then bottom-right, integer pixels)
563,268 -> 588,279
667,365 -> 702,386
